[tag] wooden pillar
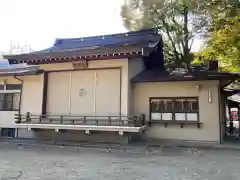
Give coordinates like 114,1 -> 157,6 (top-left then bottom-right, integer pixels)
228,105 -> 234,135
238,104 -> 240,138
41,72 -> 48,115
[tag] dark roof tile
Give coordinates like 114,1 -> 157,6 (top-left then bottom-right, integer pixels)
33,28 -> 161,54
131,68 -> 240,82
4,28 -> 161,62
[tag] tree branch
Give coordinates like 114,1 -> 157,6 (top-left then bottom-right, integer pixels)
162,18 -> 181,62
189,39 -> 195,51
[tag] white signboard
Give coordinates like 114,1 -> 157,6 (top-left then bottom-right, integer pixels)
162,113 -> 172,120
151,113 -> 161,120
175,113 -> 186,121
187,113 -> 198,121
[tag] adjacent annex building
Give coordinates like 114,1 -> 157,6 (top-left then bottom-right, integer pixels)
0,29 -> 238,144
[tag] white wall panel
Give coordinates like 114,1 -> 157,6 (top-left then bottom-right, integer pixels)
47,72 -> 70,115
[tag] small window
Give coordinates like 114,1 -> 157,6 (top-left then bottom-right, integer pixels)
182,100 -> 190,111
0,85 -> 5,90
191,100 -> 199,111
6,84 -> 21,90
150,97 -> 199,121
5,94 -> 13,110
0,93 -> 20,111
0,94 -> 4,110
13,94 -> 20,110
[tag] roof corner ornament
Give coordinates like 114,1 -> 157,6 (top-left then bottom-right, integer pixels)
141,47 -> 152,57
72,60 -> 88,70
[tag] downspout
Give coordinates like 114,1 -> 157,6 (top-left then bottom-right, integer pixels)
14,76 -> 23,139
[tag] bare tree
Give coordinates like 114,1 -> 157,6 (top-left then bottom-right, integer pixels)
8,40 -> 33,54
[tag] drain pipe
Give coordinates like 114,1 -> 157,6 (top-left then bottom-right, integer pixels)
14,76 -> 23,139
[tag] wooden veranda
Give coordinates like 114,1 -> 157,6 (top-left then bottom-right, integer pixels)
15,113 -> 147,134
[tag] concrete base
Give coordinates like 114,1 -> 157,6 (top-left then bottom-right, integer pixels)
17,129 -> 143,145
15,124 -> 146,133
144,138 -> 221,148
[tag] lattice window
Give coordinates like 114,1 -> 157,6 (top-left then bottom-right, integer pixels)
0,93 -> 20,111
150,97 -> 199,121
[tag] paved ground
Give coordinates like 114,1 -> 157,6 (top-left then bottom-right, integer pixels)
0,144 -> 240,180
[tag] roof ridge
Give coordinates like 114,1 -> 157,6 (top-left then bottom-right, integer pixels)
54,28 -> 158,45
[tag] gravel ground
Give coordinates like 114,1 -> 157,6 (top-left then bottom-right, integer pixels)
0,144 -> 240,180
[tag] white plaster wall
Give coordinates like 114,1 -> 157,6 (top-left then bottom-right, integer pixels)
70,71 -> 95,115
94,69 -> 121,116
0,75 -> 21,83
133,80 -> 221,143
20,75 -> 43,115
128,58 -> 145,115
47,69 -> 121,116
0,111 -> 18,128
10,58 -> 140,123
47,72 -> 71,115
41,59 -> 129,116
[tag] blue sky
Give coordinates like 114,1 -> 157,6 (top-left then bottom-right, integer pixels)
0,0 -> 202,54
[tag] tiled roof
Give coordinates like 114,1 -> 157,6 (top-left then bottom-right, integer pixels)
131,68 -> 240,82
0,59 -> 43,76
3,28 -> 161,63
30,28 -> 160,54
0,59 -> 9,68
0,69 -> 43,76
228,94 -> 240,102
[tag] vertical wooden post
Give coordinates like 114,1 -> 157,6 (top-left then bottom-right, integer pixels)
228,106 -> 233,135
108,116 -> 111,125
133,116 -> 137,127
42,72 -> 48,115
238,104 -> 240,138
68,72 -> 72,115
26,112 -> 31,123
141,114 -> 146,126
93,72 -> 97,116
60,116 -> 63,123
39,115 -> 42,123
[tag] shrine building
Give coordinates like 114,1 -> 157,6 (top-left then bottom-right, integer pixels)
0,29 -> 238,144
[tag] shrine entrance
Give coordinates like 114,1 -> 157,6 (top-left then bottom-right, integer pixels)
221,88 -> 240,144
46,69 -> 121,116
224,97 -> 240,143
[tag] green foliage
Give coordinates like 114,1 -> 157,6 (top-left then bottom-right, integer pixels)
121,0 -> 208,69
199,7 -> 240,72
191,52 -> 204,65
187,0 -> 239,72
121,0 -> 240,72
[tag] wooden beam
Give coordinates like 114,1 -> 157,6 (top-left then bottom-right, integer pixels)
11,52 -> 142,65
41,72 -> 48,115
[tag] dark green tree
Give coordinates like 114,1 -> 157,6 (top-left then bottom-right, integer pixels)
121,0 -> 239,71
121,0 -> 210,69
198,0 -> 240,72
